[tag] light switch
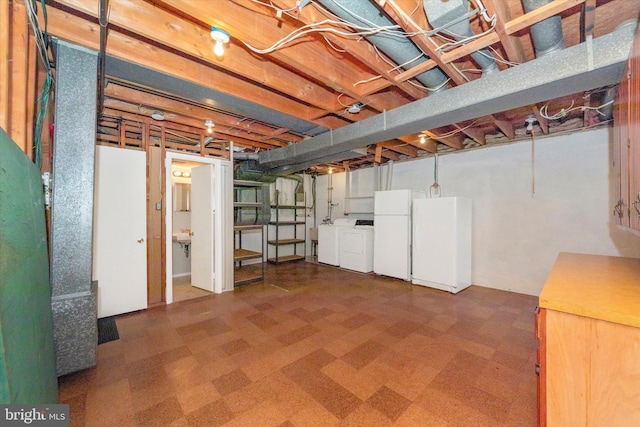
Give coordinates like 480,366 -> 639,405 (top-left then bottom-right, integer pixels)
155,202 -> 162,210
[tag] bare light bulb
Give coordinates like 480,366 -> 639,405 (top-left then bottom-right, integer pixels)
213,41 -> 224,57
207,126 -> 213,134
210,27 -> 230,57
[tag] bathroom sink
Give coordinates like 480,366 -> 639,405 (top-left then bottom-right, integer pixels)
172,232 -> 191,242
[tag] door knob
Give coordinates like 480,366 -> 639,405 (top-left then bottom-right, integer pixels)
137,238 -> 144,243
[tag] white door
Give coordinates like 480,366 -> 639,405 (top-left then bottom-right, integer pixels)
190,164 -> 215,292
93,145 -> 147,318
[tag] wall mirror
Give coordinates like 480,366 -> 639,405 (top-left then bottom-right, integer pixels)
173,182 -> 191,211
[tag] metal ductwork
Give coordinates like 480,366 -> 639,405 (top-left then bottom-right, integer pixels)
258,21 -> 636,173
423,0 -> 498,76
522,0 -> 565,57
235,160 -> 304,194
314,0 -> 449,92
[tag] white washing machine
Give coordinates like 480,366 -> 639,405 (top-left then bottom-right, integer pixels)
317,218 -> 357,266
339,225 -> 374,273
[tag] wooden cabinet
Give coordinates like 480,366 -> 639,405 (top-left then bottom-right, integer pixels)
267,201 -> 306,264
613,23 -> 640,230
233,180 -> 268,285
537,253 -> 640,426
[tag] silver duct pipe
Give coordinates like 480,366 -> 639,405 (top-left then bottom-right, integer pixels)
315,0 -> 449,92
522,0 -> 564,57
233,152 -> 260,161
258,22 -> 636,172
423,0 -> 498,76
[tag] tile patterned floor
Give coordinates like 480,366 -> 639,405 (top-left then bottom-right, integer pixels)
173,276 -> 212,302
59,262 -> 539,426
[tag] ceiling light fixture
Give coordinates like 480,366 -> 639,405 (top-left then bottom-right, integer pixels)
172,170 -> 182,177
210,27 -> 230,57
182,171 -> 191,178
347,103 -> 362,114
151,111 -> 165,121
205,119 -> 215,134
419,134 -> 427,144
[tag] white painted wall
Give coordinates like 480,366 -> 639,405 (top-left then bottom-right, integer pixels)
316,127 -> 640,296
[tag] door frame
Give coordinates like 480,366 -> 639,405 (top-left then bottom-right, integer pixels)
165,152 -> 233,303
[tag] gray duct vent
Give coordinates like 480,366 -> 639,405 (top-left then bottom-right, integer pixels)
522,0 -> 565,57
315,0 -> 449,92
423,0 -> 498,76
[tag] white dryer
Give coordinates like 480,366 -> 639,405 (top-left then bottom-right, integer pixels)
317,218 -> 357,266
339,225 -> 374,273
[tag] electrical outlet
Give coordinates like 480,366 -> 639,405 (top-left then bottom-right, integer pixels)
155,202 -> 162,210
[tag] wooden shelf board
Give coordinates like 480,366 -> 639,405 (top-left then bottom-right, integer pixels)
234,248 -> 262,261
234,202 -> 263,208
268,221 -> 305,225
267,239 -> 305,245
234,263 -> 264,285
267,254 -> 305,264
234,224 -> 263,231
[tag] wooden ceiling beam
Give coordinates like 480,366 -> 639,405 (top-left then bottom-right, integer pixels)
158,0 -> 413,114
378,0 -> 467,86
378,141 -> 419,157
104,83 -> 298,141
399,135 -> 437,154
505,0 -> 585,35
424,131 -> 464,150
493,117 -> 516,139
268,0 -> 426,100
53,0 -> 341,112
453,123 -> 486,146
102,103 -> 284,149
483,0 -> 528,65
373,145 -> 383,164
43,6 -> 330,126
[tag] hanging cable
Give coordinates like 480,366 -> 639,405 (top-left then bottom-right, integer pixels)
430,154 -> 441,198
531,128 -> 535,198
25,0 -> 54,169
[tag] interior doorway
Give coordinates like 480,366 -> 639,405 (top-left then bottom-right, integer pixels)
169,159 -> 212,302
165,152 -> 234,304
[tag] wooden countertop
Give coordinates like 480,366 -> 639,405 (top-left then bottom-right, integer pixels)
539,253 -> 640,328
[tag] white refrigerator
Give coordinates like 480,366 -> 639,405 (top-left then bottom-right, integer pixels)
412,197 -> 472,293
373,190 -> 426,281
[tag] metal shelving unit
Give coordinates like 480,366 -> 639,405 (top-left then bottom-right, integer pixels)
233,180 -> 268,285
267,199 -> 306,264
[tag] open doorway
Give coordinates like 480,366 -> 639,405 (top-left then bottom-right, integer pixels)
165,152 -> 234,304
169,159 -> 212,302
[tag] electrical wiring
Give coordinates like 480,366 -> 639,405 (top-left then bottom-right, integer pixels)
439,120 -> 479,138
432,21 -> 497,53
25,0 -> 54,169
486,46 -> 521,67
322,35 -> 346,52
408,77 -> 451,92
353,75 -> 383,87
240,19 -> 402,55
336,93 -> 352,108
247,0 -> 299,20
539,99 -> 614,120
